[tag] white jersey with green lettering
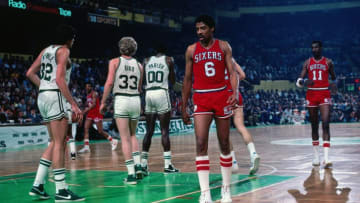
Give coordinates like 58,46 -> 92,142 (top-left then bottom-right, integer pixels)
39,45 -> 71,90
113,56 -> 141,95
144,55 -> 169,90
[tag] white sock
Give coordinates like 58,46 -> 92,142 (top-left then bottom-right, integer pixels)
141,151 -> 149,167
68,139 -> 76,154
84,139 -> 90,148
53,168 -> 67,193
71,123 -> 77,139
132,151 -> 141,165
33,158 -> 52,187
125,159 -> 135,175
323,141 -> 330,162
247,142 -> 257,157
196,156 -> 210,193
312,140 -> 320,159
220,153 -> 232,186
164,151 -> 172,168
231,150 -> 237,163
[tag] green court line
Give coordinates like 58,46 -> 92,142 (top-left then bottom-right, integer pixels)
0,170 -> 294,203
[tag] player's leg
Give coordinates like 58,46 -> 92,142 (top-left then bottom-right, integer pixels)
229,141 -> 239,171
320,104 -> 332,168
159,111 -> 179,173
79,118 -> 92,153
67,122 -> 77,160
141,113 -> 156,171
308,107 -> 320,166
30,123 -> 53,199
215,117 -> 233,203
233,107 -> 260,174
95,119 -> 117,151
129,118 -> 142,179
116,118 -> 137,184
194,114 -> 213,202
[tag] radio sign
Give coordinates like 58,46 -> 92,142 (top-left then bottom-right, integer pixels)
59,7 -> 71,17
8,0 -> 26,9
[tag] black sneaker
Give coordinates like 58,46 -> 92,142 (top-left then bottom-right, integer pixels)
164,164 -> 180,174
123,174 -> 137,185
29,184 -> 50,199
71,153 -> 76,160
142,165 -> 150,176
135,164 -> 143,180
55,189 -> 85,202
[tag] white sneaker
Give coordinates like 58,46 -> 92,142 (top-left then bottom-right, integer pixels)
232,160 -> 239,171
249,153 -> 260,175
199,192 -> 213,203
221,185 -> 232,203
111,139 -> 118,151
312,155 -> 320,166
323,161 -> 332,169
78,146 -> 90,153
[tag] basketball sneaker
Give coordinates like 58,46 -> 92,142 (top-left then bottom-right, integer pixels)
135,164 -> 143,180
142,165 -> 150,176
123,174 -> 137,185
70,153 -> 76,160
29,184 -> 50,199
199,192 -> 213,203
111,139 -> 118,151
78,146 -> 90,153
249,153 -> 260,175
164,164 -> 180,174
221,185 -> 232,203
55,189 -> 85,202
312,155 -> 320,166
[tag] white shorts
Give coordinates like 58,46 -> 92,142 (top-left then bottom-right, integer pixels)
114,94 -> 141,120
145,88 -> 171,114
37,90 -> 68,122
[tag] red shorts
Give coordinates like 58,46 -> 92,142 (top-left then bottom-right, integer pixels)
306,90 -> 331,107
193,89 -> 233,119
86,114 -> 103,122
227,89 -> 243,108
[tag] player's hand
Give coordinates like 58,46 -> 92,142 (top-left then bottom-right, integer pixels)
227,92 -> 238,107
99,103 -> 106,115
181,106 -> 192,125
71,103 -> 83,124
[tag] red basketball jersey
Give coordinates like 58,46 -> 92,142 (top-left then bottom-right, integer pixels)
87,91 -> 101,117
192,39 -> 226,91
307,57 -> 329,89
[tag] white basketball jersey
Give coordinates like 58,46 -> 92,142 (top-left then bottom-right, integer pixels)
113,57 -> 141,95
39,45 -> 71,90
145,55 -> 169,90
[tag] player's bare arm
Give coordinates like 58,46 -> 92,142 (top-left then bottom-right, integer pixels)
138,62 -> 144,93
296,59 -> 311,87
181,44 -> 195,125
26,49 -> 45,87
100,58 -> 117,114
220,40 -> 238,106
56,47 -> 82,122
232,58 -> 246,80
167,56 -> 176,85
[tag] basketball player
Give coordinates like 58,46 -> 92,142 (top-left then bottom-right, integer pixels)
182,15 -> 238,203
141,43 -> 179,175
296,41 -> 336,168
26,24 -> 84,201
227,58 -> 260,175
100,37 -> 144,184
78,82 -> 118,153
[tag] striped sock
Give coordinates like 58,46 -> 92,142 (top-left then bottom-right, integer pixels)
196,156 -> 210,193
141,152 -> 149,167
125,159 -> 135,175
164,151 -> 172,168
132,151 -> 141,165
53,168 -> 67,193
84,139 -> 89,147
220,153 -> 232,186
323,141 -> 330,162
107,136 -> 113,142
33,158 -> 52,187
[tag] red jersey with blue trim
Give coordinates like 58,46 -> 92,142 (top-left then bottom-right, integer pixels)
307,57 -> 329,89
192,39 -> 226,91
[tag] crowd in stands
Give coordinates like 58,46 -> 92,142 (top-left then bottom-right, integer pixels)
0,54 -> 359,126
